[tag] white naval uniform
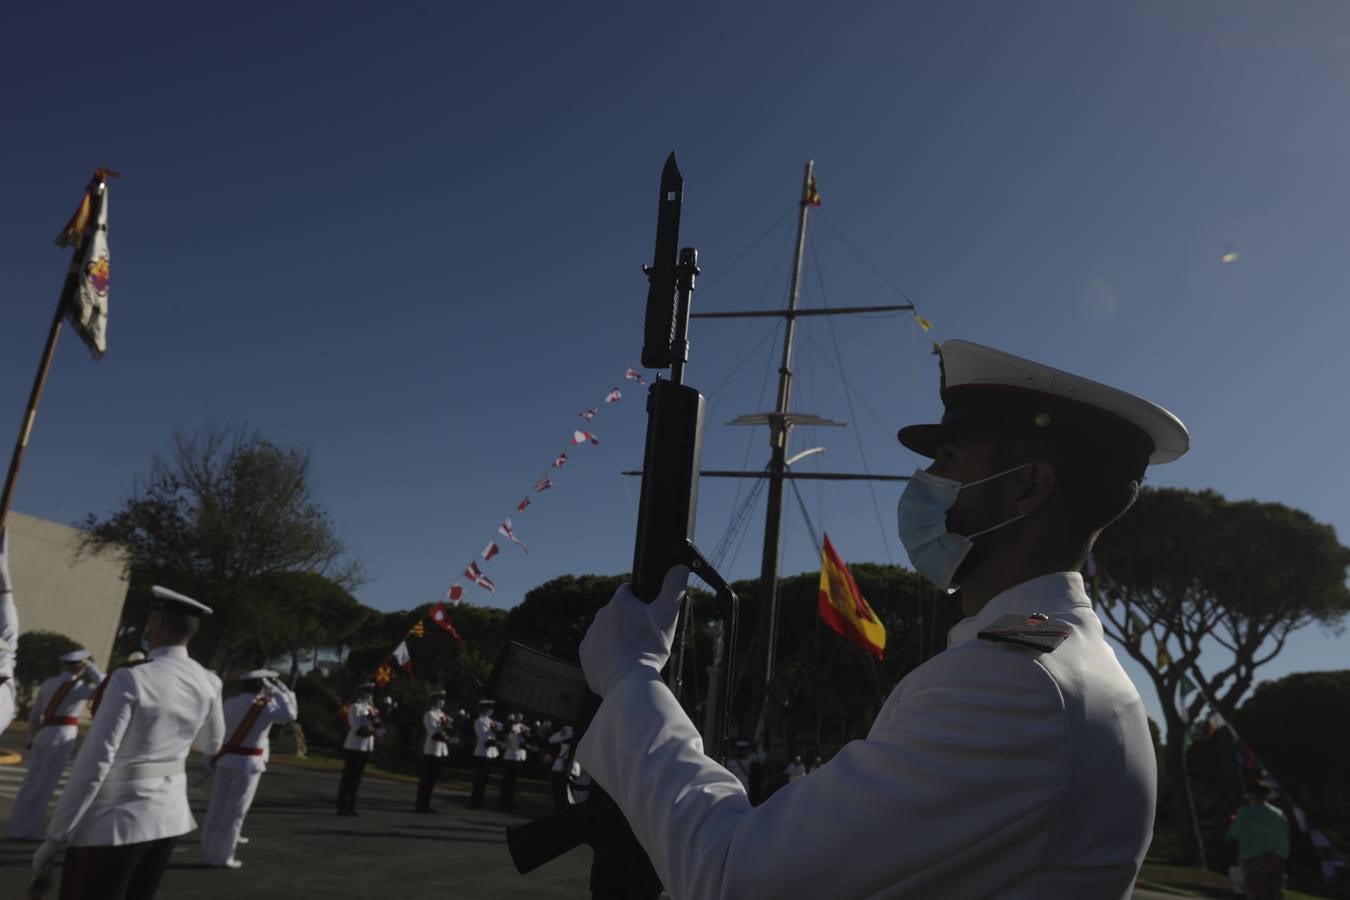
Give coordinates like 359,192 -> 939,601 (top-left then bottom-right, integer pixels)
422,709 -> 450,757
579,572 -> 1156,900
200,681 -> 298,865
0,586 -> 16,737
45,645 -> 225,848
503,723 -> 528,763
783,761 -> 806,783
473,714 -> 499,759
343,701 -> 378,752
7,663 -> 105,839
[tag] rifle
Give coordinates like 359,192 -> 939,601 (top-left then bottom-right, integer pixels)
504,153 -> 739,899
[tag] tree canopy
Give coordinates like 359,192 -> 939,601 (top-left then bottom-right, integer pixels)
81,424 -> 361,668
1092,486 -> 1350,866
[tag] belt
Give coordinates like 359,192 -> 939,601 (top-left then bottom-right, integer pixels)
41,716 -> 79,728
221,746 -> 264,757
104,759 -> 186,782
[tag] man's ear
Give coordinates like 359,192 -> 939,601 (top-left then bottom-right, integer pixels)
1014,460 -> 1056,516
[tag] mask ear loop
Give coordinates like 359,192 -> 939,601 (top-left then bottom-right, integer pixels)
958,462 -> 1035,539
965,511 -> 1028,540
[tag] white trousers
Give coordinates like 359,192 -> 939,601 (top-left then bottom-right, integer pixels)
0,681 -> 14,737
6,735 -> 75,839
200,766 -> 262,865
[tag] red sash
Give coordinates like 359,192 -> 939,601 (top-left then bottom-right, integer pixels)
40,678 -> 80,728
215,693 -> 270,762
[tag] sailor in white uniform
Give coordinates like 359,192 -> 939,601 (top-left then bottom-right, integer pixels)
499,712 -> 529,809
467,698 -> 500,809
32,586 -> 224,900
336,683 -> 380,816
783,754 -> 806,784
414,690 -> 451,812
0,528 -> 19,739
200,669 -> 298,868
577,340 -> 1189,900
7,649 -> 105,839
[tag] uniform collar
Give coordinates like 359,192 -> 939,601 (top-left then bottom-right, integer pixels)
947,572 -> 1091,650
149,645 -> 189,660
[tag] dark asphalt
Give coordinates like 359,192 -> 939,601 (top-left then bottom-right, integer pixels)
0,729 -> 1195,899
0,728 -> 592,900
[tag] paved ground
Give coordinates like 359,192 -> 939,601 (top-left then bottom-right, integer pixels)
0,727 -> 1196,900
0,728 -> 591,900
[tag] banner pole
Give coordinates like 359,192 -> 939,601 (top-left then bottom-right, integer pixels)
0,249 -> 77,533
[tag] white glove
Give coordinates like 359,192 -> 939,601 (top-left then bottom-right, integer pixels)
579,565 -> 688,697
32,838 -> 62,875
0,527 -> 12,593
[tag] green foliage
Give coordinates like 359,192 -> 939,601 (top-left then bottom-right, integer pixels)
1233,670 -> 1350,823
728,563 -> 957,755
80,424 -> 361,668
16,630 -> 82,686
1095,487 -> 1350,719
1093,486 -> 1350,867
231,570 -> 376,675
505,574 -> 626,662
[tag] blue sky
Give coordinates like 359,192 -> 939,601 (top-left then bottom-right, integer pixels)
3,2 -> 1347,725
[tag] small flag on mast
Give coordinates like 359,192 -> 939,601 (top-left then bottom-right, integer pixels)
806,174 -> 822,207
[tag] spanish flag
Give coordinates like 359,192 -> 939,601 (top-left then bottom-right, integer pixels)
818,533 -> 885,660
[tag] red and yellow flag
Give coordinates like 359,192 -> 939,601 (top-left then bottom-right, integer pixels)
818,533 -> 885,660
806,174 -> 823,208
374,664 -> 394,687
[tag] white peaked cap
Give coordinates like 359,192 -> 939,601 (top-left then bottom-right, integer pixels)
898,340 -> 1190,468
151,585 -> 213,616
61,649 -> 92,663
242,669 -> 278,679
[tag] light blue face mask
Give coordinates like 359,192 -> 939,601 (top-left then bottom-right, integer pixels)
897,464 -> 1031,592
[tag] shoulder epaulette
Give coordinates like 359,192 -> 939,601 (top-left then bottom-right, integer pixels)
977,613 -> 1070,653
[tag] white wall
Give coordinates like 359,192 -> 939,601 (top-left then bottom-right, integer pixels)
5,510 -> 130,677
